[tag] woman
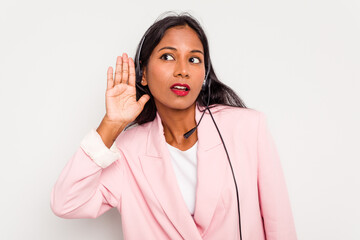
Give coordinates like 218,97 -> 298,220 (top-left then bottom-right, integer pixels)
51,12 -> 297,240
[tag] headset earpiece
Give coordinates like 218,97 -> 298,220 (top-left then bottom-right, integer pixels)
202,79 -> 207,91
202,61 -> 211,92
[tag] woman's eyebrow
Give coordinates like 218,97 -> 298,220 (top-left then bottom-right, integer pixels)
158,46 -> 204,55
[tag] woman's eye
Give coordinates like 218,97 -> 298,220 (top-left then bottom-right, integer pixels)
189,57 -> 201,64
160,54 -> 174,61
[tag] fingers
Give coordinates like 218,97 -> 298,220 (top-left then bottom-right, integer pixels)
107,66 -> 114,90
128,57 -> 136,87
137,94 -> 150,108
114,56 -> 122,85
122,53 -> 129,84
110,53 -> 133,88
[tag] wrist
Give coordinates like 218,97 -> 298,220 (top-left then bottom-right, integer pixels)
96,115 -> 128,148
102,114 -> 128,130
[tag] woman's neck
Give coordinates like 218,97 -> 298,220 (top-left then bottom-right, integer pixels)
156,102 -> 198,150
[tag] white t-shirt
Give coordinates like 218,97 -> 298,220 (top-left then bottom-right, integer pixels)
166,141 -> 198,216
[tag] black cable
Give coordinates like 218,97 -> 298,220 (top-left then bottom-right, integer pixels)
184,72 -> 243,239
207,107 -> 243,240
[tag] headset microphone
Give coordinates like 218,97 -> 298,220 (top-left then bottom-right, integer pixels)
183,61 -> 211,139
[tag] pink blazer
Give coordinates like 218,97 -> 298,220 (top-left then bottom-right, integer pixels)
51,104 -> 297,240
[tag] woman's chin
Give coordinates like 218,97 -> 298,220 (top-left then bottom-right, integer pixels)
154,99 -> 197,112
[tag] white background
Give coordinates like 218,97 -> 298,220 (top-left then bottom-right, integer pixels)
1,0 -> 359,239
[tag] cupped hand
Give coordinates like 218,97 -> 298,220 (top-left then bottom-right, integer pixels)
104,53 -> 150,125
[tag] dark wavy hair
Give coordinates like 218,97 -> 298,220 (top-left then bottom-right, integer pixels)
126,11 -> 247,129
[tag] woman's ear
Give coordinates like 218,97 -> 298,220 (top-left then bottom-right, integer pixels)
141,67 -> 148,86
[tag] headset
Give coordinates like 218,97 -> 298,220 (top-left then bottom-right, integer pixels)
135,32 -> 243,240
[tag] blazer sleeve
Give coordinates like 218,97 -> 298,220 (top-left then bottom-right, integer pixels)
50,129 -> 124,219
257,112 -> 297,239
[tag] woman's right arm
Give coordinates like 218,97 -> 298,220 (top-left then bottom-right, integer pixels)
50,53 -> 150,218
50,128 -> 124,218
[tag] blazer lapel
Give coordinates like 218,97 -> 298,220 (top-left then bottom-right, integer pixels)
193,105 -> 228,235
139,104 -> 228,238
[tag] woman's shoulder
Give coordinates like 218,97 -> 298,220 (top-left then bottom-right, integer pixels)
207,104 -> 262,122
208,104 -> 266,137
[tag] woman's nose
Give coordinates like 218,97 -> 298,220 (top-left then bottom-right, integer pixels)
173,59 -> 189,78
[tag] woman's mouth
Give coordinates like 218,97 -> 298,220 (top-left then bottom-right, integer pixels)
170,83 -> 190,96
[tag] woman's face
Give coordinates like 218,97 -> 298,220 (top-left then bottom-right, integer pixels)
141,25 -> 205,111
